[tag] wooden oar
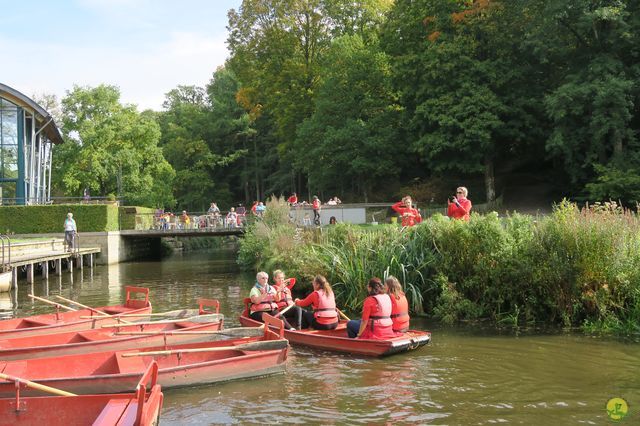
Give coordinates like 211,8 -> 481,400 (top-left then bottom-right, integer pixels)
100,313 -> 223,328
121,339 -> 288,357
28,294 -> 77,312
80,308 -> 201,320
55,295 -> 134,325
274,303 -> 296,318
0,372 -> 77,397
101,309 -> 199,318
114,326 -> 262,336
337,308 -> 351,321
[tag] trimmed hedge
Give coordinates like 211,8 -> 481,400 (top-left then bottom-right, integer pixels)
0,204 -> 120,233
119,206 -> 156,230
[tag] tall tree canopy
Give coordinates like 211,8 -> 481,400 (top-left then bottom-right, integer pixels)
53,85 -> 175,207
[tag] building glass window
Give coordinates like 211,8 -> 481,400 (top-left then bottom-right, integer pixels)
1,98 -> 20,204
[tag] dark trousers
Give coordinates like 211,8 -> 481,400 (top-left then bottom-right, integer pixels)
250,310 -> 294,330
281,305 -> 303,329
347,320 -> 362,338
313,209 -> 320,225
301,310 -> 338,330
65,231 -> 76,250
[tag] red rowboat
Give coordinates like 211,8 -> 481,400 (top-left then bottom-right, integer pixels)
239,299 -> 431,357
0,314 -> 288,397
0,299 -> 224,361
0,362 -> 163,426
0,287 -> 152,340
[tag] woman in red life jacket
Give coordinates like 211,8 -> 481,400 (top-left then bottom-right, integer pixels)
287,192 -> 298,205
447,186 -> 472,221
272,269 -> 302,329
311,195 -> 321,225
385,276 -> 410,333
347,277 -> 397,339
249,271 -> 295,330
391,195 -> 422,227
295,275 -> 339,330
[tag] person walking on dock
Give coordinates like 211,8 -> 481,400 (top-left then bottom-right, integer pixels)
64,212 -> 77,252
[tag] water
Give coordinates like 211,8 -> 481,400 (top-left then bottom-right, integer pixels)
3,249 -> 639,424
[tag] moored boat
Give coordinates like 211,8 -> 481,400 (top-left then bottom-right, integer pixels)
239,300 -> 430,357
0,314 -> 288,397
0,287 -> 152,340
0,361 -> 163,426
0,299 -> 224,360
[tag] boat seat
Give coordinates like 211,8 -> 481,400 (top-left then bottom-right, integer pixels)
1,361 -> 27,378
22,318 -> 55,327
91,398 -> 137,426
116,354 -> 148,374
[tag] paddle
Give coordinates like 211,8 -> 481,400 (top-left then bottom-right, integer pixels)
274,303 -> 296,318
28,294 -> 77,312
121,339 -> 288,357
0,372 -> 77,397
80,308 -> 201,320
100,313 -> 223,328
114,326 -> 262,337
54,295 -> 134,325
337,308 -> 351,321
99,309 -> 199,319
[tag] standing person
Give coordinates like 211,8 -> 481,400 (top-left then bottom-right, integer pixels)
386,276 -> 410,333
273,269 -> 302,329
63,212 -> 77,252
249,271 -> 295,330
391,196 -> 422,227
295,275 -> 339,330
287,192 -> 298,205
312,196 -> 321,225
447,186 -> 472,221
83,187 -> 91,203
250,201 -> 259,216
226,207 -> 238,228
256,201 -> 266,218
347,277 -> 396,339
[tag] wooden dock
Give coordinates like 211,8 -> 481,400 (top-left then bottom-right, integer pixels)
2,240 -> 101,288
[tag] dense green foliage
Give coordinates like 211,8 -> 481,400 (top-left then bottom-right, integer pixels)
239,201 -> 640,335
53,85 -> 175,207
0,205 -> 119,233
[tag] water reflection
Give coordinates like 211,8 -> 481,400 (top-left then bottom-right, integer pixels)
6,250 -> 640,424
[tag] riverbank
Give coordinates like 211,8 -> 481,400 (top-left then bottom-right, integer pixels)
238,198 -> 640,336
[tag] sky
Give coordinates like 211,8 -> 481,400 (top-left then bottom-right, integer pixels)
1,0 -> 242,111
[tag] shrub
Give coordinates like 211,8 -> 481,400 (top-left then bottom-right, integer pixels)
0,204 -> 119,233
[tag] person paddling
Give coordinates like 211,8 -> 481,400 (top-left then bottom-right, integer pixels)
386,276 -> 410,333
273,269 -> 302,329
347,277 -> 397,339
249,271 -> 296,330
294,275 -> 339,330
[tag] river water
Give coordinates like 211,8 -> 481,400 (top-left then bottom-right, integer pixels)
2,249 -> 639,425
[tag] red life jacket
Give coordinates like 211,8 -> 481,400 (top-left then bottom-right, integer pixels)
312,199 -> 320,210
275,285 -> 293,309
313,289 -> 338,322
367,294 -> 393,331
250,284 -> 278,313
390,293 -> 410,332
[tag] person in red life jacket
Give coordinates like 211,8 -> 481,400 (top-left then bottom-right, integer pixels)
272,269 -> 302,329
295,275 -> 339,330
287,192 -> 298,205
311,195 -> 321,225
447,186 -> 472,221
385,276 -> 410,333
347,277 -> 397,339
391,195 -> 422,227
250,201 -> 258,216
249,271 -> 296,330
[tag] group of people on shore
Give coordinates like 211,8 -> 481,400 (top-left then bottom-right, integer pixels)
248,271 -> 411,339
391,186 -> 472,226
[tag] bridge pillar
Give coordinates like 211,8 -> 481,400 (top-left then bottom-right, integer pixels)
27,264 -> 34,283
68,258 -> 73,274
57,258 -> 62,276
12,268 -> 17,288
42,261 -> 48,279
79,254 -> 84,270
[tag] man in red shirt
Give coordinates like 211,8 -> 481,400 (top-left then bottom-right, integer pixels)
391,196 -> 422,227
312,195 -> 321,225
287,193 -> 298,205
447,186 -> 472,221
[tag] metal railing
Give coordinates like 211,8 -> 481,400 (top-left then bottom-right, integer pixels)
118,210 -> 259,231
0,235 -> 10,271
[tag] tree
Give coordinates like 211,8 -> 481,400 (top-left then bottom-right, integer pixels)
296,34 -> 404,200
54,85 -> 175,207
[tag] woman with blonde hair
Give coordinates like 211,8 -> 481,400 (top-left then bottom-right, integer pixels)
295,275 -> 339,330
272,269 -> 302,329
386,276 -> 410,333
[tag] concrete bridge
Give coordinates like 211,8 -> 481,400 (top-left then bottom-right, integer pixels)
119,228 -> 244,238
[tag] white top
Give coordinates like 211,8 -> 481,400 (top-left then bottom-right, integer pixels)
64,218 -> 77,232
